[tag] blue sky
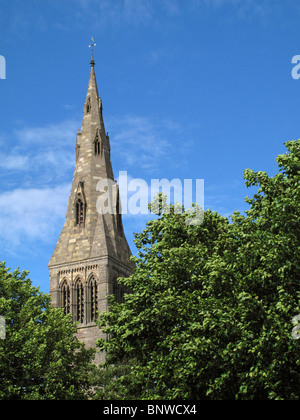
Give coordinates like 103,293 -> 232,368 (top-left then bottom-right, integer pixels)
1,0 -> 300,293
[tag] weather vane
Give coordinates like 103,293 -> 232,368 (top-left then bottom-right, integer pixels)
89,37 -> 96,61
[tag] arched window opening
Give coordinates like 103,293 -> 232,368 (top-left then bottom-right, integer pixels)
86,97 -> 91,113
90,276 -> 98,321
74,182 -> 86,227
76,199 -> 84,226
75,279 -> 84,323
94,131 -> 100,155
62,280 -> 70,316
94,139 -> 100,155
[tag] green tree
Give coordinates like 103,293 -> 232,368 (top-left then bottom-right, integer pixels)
226,139 -> 300,399
89,359 -> 141,400
0,263 -> 95,400
97,140 -> 300,400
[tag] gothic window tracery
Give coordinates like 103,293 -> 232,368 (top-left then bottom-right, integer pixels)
75,182 -> 86,227
89,276 -> 98,321
61,279 -> 70,316
86,97 -> 91,113
76,198 -> 84,226
94,130 -> 101,155
75,278 -> 84,323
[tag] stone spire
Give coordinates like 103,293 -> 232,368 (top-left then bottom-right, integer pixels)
49,59 -> 132,267
48,58 -> 133,360
79,60 -> 114,181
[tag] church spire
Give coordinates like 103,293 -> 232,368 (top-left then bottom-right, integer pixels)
49,51 -> 133,361
78,47 -> 113,181
49,49 -> 132,267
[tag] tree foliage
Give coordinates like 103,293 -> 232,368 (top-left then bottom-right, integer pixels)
0,263 -> 95,400
89,359 -> 141,400
97,140 -> 300,400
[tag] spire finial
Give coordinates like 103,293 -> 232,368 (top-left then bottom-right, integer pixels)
89,37 -> 96,66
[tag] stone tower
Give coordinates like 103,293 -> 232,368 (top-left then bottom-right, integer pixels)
48,58 -> 133,359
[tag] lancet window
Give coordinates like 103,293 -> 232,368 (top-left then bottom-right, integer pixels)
75,182 -> 86,227
76,198 -> 84,226
94,130 -> 101,155
61,280 -> 70,316
89,276 -> 98,322
86,97 -> 91,113
75,278 -> 84,323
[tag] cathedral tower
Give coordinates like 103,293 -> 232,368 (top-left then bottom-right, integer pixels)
48,57 -> 133,358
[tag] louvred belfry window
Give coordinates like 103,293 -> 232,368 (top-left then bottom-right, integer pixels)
61,280 -> 70,316
90,276 -> 98,321
75,182 -> 86,227
75,279 -> 84,323
76,199 -> 84,226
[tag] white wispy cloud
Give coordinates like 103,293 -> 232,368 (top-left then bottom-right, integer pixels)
2,0 -> 288,40
53,0 -> 183,31
0,119 -> 76,251
14,118 -> 79,145
0,114 -> 190,184
195,0 -> 278,21
0,153 -> 29,171
108,115 -> 192,173
0,113 -> 193,250
0,184 -> 70,249
72,0 -> 280,28
54,0 -> 157,30
0,119 -> 79,186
